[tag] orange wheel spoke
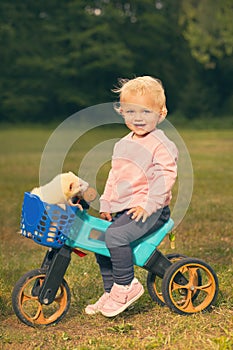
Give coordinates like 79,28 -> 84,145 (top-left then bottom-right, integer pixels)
179,290 -> 196,312
196,281 -> 213,294
180,290 -> 191,308
21,292 -> 38,303
32,304 -> 47,323
180,266 -> 188,274
171,281 -> 188,292
188,267 -> 199,285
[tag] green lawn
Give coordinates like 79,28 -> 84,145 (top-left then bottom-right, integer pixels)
0,126 -> 232,350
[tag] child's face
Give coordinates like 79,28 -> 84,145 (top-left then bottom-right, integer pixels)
120,93 -> 161,138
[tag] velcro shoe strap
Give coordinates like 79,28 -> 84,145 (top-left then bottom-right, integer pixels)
111,291 -> 128,304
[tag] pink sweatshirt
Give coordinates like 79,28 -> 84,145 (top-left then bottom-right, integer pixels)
100,129 -> 178,216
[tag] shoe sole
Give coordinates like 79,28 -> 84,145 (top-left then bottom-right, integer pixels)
85,307 -> 100,315
100,286 -> 144,317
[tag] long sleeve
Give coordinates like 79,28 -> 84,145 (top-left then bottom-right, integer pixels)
141,142 -> 178,215
99,168 -> 115,212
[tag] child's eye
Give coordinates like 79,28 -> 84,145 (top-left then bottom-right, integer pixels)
143,109 -> 153,114
125,110 -> 136,116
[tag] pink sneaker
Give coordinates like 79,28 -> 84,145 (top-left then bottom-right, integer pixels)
100,278 -> 144,317
85,292 -> 110,315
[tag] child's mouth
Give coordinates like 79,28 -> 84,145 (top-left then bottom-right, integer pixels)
134,123 -> 146,127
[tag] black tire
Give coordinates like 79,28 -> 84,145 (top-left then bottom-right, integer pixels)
12,268 -> 71,327
162,257 -> 219,315
147,254 -> 187,306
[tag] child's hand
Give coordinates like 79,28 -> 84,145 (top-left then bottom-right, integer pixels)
127,206 -> 149,223
100,212 -> 112,221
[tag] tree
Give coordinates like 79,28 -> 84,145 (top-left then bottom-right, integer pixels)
178,0 -> 233,115
0,0 -> 232,122
0,0 -> 133,122
179,0 -> 233,67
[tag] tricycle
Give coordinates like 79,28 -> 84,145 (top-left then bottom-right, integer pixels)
12,192 -> 219,327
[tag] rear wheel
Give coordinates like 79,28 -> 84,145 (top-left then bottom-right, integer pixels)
162,258 -> 218,315
12,268 -> 71,327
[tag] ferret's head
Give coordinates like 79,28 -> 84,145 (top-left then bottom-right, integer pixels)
62,172 -> 89,201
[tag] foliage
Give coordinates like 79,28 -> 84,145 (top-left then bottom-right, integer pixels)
0,0 -> 232,123
180,0 -> 233,66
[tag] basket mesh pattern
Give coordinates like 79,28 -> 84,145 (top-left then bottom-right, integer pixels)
20,192 -> 76,248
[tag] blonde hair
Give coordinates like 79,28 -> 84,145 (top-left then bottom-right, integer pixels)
113,76 -> 166,109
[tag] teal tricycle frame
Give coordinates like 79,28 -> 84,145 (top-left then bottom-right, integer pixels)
12,192 -> 219,327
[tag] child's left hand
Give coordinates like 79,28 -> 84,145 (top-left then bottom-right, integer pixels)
127,206 -> 149,223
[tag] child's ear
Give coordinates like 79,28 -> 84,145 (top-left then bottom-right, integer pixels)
113,102 -> 122,115
158,106 -> 167,123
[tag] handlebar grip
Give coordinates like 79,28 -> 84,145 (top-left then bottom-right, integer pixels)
83,187 -> 97,202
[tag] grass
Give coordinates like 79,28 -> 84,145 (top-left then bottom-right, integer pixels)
0,125 -> 233,349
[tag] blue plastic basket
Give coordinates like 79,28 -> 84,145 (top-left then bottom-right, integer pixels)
20,192 -> 77,248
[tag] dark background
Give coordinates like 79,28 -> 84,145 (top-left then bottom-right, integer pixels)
0,0 -> 232,123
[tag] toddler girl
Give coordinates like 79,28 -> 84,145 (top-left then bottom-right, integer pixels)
85,76 -> 178,317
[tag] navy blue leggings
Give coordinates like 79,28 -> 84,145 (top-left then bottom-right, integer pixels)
95,206 -> 170,292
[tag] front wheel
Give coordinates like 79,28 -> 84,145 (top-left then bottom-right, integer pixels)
12,268 -> 71,327
162,258 -> 218,315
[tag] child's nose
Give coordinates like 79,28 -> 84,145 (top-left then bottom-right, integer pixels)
134,113 -> 143,120
134,115 -> 143,122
